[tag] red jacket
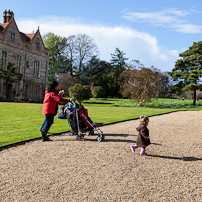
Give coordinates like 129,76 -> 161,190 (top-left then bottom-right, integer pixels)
42,90 -> 70,115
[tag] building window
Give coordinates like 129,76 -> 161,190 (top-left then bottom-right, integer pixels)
36,42 -> 40,50
0,78 -> 4,94
29,83 -> 32,98
33,61 -> 40,77
22,34 -> 25,41
11,33 -> 15,41
1,51 -> 7,70
16,55 -> 21,73
29,83 -> 40,98
15,81 -> 19,96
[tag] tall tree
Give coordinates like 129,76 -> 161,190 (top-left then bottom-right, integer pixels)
111,48 -> 128,71
158,72 -> 170,97
169,41 -> 202,105
61,35 -> 77,75
42,32 -> 69,82
76,34 -> 98,73
62,34 -> 98,75
110,48 -> 128,97
93,60 -> 114,97
79,55 -> 100,88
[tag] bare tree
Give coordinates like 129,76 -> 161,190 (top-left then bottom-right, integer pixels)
62,34 -> 98,75
56,73 -> 75,96
62,35 -> 77,75
120,65 -> 162,104
76,34 -> 98,73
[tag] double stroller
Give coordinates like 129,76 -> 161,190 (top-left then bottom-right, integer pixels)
58,102 -> 104,141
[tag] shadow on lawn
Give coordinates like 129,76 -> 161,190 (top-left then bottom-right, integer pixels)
148,154 -> 202,161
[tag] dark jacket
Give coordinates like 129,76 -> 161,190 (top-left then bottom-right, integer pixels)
136,123 -> 151,147
42,90 -> 70,115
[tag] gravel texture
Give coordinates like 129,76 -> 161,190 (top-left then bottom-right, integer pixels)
0,111 -> 202,202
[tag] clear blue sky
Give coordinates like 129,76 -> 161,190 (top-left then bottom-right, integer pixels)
2,0 -> 202,71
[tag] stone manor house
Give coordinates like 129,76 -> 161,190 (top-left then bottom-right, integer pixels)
0,10 -> 49,102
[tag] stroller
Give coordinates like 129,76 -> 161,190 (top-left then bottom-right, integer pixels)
58,101 -> 104,142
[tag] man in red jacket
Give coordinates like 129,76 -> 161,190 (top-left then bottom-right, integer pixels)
40,80 -> 73,141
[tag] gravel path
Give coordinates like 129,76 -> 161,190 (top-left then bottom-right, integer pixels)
0,111 -> 202,201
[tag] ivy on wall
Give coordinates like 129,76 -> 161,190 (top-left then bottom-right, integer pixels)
0,62 -> 22,84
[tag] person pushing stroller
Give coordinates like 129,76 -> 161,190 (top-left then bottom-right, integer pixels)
40,81 -> 74,141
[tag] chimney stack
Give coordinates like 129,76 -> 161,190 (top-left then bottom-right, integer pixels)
3,10 -> 7,23
3,10 -> 14,23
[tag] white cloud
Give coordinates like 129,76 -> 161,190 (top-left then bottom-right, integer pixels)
16,16 -> 179,71
173,23 -> 202,34
123,8 -> 202,34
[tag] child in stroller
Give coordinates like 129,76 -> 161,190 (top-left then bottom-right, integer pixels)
58,101 -> 104,141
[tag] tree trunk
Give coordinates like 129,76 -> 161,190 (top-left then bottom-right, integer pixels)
90,81 -> 94,90
193,89 -> 196,106
70,58 -> 73,75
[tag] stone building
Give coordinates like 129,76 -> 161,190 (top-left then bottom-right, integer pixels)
0,10 -> 49,102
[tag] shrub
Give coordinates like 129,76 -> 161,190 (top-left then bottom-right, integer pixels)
69,84 -> 92,103
92,86 -> 105,98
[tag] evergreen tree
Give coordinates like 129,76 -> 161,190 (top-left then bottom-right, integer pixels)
110,48 -> 128,97
79,55 -> 100,88
93,60 -> 114,97
80,58 -> 118,98
169,41 -> 202,105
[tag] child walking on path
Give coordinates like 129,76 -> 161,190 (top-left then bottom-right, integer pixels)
131,115 -> 151,155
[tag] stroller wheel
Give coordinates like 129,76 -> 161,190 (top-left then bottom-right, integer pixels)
69,132 -> 74,136
97,134 -> 104,142
86,131 -> 90,136
86,130 -> 94,136
69,129 -> 75,136
76,134 -> 84,141
76,136 -> 81,141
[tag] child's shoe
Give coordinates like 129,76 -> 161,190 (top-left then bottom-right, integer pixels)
131,145 -> 138,152
140,148 -> 147,155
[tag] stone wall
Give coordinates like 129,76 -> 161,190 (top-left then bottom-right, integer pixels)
0,14 -> 49,102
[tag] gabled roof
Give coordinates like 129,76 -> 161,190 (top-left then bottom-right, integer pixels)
0,23 -> 9,31
0,20 -> 35,43
26,33 -> 35,39
20,32 -> 35,42
0,18 -> 48,52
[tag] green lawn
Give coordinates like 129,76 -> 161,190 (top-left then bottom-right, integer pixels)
85,97 -> 202,105
151,97 -> 202,104
0,99 -> 200,147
